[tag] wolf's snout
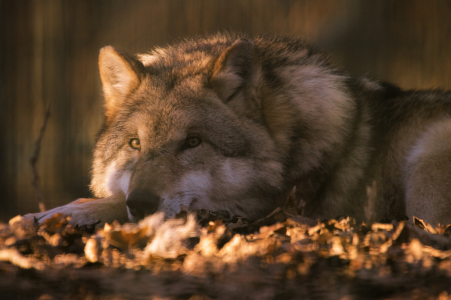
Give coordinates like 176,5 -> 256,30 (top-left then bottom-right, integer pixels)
126,189 -> 160,220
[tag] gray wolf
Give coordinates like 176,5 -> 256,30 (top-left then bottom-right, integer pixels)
25,33 -> 451,227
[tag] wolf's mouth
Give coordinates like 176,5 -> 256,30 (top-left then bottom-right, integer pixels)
189,197 -> 199,209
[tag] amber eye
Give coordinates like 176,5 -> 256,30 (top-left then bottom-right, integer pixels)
129,138 -> 141,150
186,136 -> 201,148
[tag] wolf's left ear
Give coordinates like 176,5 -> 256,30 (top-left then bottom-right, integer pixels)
209,39 -> 261,104
99,46 -> 145,121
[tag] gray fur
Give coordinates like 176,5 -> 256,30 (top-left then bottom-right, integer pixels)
25,33 -> 451,226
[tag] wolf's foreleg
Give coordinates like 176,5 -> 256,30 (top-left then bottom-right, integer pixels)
22,193 -> 128,227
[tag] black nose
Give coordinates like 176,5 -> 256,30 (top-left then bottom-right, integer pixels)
126,189 -> 160,220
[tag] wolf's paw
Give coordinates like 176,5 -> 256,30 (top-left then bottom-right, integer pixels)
21,195 -> 129,228
22,203 -> 103,228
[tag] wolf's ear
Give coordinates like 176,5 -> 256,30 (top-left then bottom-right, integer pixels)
99,46 -> 145,120
209,39 -> 261,103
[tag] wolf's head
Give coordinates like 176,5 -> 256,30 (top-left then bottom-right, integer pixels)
91,34 -> 354,222
91,36 -> 287,221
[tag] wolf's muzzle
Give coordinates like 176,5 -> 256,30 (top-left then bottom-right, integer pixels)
126,189 -> 160,220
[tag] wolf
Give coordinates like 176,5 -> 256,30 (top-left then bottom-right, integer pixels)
24,33 -> 451,227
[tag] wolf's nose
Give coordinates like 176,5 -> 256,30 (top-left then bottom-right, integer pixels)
126,189 -> 160,220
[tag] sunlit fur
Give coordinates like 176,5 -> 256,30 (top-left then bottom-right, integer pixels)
35,33 -> 451,226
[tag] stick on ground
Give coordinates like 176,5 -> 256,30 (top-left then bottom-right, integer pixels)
30,104 -> 51,212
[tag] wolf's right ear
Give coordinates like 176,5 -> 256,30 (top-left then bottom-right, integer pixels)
99,46 -> 145,121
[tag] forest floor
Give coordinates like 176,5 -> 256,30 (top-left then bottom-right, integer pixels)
1,205 -> 451,300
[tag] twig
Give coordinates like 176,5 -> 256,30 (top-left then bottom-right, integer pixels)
30,104 -> 51,212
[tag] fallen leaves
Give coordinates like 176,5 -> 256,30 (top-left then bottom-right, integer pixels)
1,212 -> 451,299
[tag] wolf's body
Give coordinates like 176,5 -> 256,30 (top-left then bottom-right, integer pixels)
26,34 -> 451,227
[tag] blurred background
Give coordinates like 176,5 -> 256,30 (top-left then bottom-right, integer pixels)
1,0 -> 451,222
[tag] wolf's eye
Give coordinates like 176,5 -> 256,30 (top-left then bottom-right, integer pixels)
129,138 -> 141,150
185,137 -> 201,148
